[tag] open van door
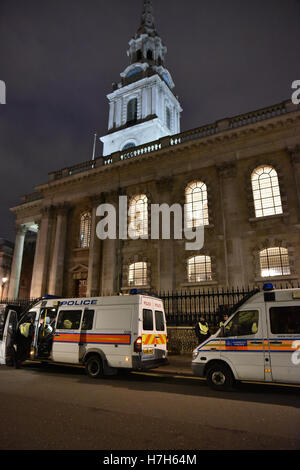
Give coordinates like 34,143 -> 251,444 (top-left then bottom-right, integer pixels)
0,309 -> 18,366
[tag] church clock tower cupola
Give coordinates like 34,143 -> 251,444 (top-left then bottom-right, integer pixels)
100,0 -> 182,157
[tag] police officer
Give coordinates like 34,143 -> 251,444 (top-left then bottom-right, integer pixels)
219,314 -> 232,335
195,316 -> 210,344
15,316 -> 34,368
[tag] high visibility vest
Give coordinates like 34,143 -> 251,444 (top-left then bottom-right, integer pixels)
63,319 -> 72,329
219,321 -> 232,330
20,323 -> 31,338
252,322 -> 258,334
198,322 -> 209,335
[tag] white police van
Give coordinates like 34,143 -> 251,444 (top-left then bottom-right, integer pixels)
0,294 -> 168,378
192,284 -> 300,390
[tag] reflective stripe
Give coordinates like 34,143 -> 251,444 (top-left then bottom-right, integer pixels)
142,334 -> 167,345
199,322 -> 209,335
53,332 -> 131,345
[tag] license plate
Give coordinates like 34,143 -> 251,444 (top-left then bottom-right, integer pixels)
143,348 -> 154,355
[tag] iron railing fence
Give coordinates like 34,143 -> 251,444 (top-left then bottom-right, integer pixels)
159,282 -> 300,326
2,281 -> 300,326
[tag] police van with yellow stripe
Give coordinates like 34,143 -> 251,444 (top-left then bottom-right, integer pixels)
192,284 -> 300,390
0,293 -> 168,378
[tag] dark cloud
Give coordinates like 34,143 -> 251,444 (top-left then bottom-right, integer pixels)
0,0 -> 300,241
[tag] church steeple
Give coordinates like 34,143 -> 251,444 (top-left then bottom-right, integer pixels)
136,0 -> 157,38
100,0 -> 182,157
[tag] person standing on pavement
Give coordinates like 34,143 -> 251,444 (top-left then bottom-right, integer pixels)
15,315 -> 34,368
195,316 -> 210,344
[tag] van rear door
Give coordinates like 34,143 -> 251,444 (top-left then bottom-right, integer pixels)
140,297 -> 167,364
0,309 -> 18,366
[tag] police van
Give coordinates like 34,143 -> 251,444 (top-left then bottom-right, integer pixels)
0,294 -> 168,377
192,285 -> 300,390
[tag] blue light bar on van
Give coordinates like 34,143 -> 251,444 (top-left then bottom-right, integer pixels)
263,283 -> 274,291
130,289 -> 158,297
42,295 -> 60,300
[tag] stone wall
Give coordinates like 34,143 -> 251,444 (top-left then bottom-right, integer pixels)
167,325 -> 219,354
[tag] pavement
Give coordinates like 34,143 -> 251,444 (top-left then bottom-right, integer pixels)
155,353 -> 193,376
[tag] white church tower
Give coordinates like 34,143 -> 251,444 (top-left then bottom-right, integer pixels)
100,0 -> 182,156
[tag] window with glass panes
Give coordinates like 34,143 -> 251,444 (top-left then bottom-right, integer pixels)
128,262 -> 148,286
79,212 -> 91,248
128,194 -> 148,238
185,182 -> 209,228
251,165 -> 283,218
259,247 -> 291,277
188,256 -> 212,282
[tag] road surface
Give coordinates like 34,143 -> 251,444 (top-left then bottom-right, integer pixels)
0,362 -> 299,450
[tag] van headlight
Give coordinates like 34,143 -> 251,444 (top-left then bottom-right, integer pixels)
192,350 -> 199,361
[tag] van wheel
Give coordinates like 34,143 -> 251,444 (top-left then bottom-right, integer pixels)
85,355 -> 103,379
206,363 -> 235,391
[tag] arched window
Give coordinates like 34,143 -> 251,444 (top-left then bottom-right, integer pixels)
188,256 -> 212,283
79,212 -> 91,248
251,165 -> 283,218
128,262 -> 148,286
185,181 -> 209,228
128,194 -> 148,239
127,98 -> 138,123
122,142 -> 136,151
166,107 -> 171,130
147,49 -> 153,60
259,247 -> 291,277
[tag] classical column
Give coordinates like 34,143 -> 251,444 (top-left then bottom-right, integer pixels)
48,205 -> 69,296
155,177 -> 175,292
30,207 -> 53,298
86,196 -> 103,297
7,225 -> 27,299
288,146 -> 300,222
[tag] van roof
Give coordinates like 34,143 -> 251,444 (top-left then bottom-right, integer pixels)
32,294 -> 163,309
240,288 -> 300,308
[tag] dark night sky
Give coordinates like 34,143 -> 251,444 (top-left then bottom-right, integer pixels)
0,0 -> 299,242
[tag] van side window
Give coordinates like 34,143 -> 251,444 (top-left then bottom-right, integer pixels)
56,310 -> 82,330
270,306 -> 300,334
81,310 -> 94,331
155,311 -> 165,331
143,309 -> 153,331
225,310 -> 259,337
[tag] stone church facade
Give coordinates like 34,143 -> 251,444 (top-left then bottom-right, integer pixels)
7,1 -> 300,300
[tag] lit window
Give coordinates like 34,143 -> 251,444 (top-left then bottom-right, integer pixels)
185,182 -> 209,228
79,212 -> 91,248
251,165 -> 283,218
128,194 -> 148,238
128,262 -> 148,286
188,256 -> 212,283
127,98 -> 138,123
259,247 -> 291,277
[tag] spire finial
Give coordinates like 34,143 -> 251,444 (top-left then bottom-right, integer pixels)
136,0 -> 157,38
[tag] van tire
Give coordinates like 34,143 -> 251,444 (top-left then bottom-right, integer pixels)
206,363 -> 235,391
85,355 -> 103,379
